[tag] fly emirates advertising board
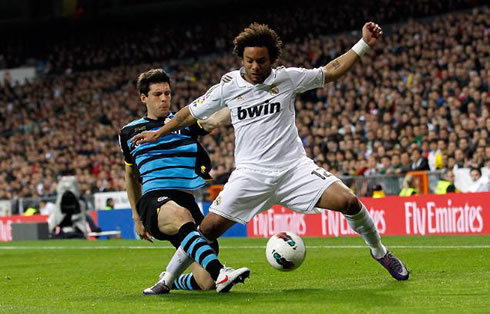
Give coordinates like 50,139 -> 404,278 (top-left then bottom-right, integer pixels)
247,192 -> 490,237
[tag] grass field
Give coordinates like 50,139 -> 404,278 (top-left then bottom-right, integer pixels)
1,235 -> 489,313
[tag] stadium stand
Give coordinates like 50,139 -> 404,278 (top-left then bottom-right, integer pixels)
0,1 -> 488,210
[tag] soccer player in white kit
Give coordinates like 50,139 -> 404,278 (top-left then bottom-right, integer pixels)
133,22 -> 409,281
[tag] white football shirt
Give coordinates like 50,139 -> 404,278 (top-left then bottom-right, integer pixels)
189,66 -> 324,170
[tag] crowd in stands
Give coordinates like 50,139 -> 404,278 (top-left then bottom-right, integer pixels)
0,0 -> 484,72
0,1 -> 488,200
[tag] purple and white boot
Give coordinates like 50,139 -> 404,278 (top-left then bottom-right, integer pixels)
372,250 -> 409,281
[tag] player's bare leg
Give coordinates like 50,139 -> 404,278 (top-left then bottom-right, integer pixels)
143,201 -> 195,295
189,263 -> 215,290
166,262 -> 215,291
196,213 -> 249,291
199,212 -> 236,241
144,201 -> 249,295
316,181 -> 409,280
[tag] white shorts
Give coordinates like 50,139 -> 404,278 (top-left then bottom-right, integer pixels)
209,157 -> 340,224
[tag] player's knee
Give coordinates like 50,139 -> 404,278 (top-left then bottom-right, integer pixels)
342,193 -> 361,216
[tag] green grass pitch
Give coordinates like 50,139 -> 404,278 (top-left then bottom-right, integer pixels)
1,236 -> 489,313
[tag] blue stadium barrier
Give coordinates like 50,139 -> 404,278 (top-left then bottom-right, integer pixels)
95,201 -> 246,240
97,209 -> 136,239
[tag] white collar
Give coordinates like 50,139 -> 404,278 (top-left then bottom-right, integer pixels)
237,67 -> 275,87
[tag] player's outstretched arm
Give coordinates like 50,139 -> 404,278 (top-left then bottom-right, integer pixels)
199,107 -> 231,132
131,105 -> 197,146
323,22 -> 382,84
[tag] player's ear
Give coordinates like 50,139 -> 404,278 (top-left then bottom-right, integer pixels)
140,93 -> 147,104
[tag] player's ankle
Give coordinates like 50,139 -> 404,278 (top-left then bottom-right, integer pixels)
370,244 -> 387,259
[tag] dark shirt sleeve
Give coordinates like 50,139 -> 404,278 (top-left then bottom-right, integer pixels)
186,121 -> 209,137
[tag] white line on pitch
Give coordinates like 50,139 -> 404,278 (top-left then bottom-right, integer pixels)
0,245 -> 489,250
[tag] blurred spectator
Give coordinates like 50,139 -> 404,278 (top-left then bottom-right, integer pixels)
454,149 -> 468,169
435,170 -> 458,194
23,207 -> 39,216
39,200 -> 56,216
104,198 -> 115,210
395,152 -> 413,175
399,175 -> 419,196
410,149 -> 430,171
467,167 -> 490,192
372,184 -> 385,198
428,140 -> 442,171
379,156 -> 394,175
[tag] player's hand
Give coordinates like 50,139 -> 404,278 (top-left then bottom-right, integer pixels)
134,219 -> 153,243
362,22 -> 383,47
131,131 -> 159,148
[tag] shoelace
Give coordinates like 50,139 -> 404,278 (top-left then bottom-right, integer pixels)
222,266 -> 232,271
151,282 -> 168,292
386,253 -> 403,272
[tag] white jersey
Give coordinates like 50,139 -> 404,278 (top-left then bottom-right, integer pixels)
189,66 -> 324,170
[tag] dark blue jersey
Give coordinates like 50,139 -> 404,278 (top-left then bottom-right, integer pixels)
119,113 -> 212,194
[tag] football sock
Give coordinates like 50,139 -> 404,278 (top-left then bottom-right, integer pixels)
178,222 -> 223,281
344,203 -> 387,259
162,246 -> 193,288
172,273 -> 201,290
198,226 -> 220,255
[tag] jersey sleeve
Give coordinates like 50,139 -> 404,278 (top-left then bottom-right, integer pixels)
188,83 -> 225,120
118,130 -> 133,166
285,67 -> 325,94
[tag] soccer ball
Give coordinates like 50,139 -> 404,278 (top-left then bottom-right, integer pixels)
265,231 -> 306,271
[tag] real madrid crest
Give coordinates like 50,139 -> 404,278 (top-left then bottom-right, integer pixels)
269,84 -> 279,95
214,195 -> 222,206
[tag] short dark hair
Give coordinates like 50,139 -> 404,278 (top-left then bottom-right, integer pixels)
137,69 -> 170,96
233,23 -> 283,64
470,167 -> 482,177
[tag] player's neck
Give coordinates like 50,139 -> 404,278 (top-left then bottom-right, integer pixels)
242,73 -> 259,85
146,113 -> 168,121
241,70 -> 272,85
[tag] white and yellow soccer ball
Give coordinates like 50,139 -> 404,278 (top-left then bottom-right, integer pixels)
265,231 -> 306,271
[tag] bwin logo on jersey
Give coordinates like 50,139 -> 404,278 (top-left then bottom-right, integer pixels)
237,102 -> 280,120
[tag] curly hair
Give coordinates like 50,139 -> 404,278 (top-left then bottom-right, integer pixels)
137,68 -> 171,96
233,23 -> 283,64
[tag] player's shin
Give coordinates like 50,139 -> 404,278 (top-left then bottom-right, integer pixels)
343,202 -> 387,259
178,222 -> 223,281
161,246 -> 193,289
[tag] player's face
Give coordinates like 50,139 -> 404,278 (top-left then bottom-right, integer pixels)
242,47 -> 272,84
141,82 -> 171,119
470,170 -> 480,182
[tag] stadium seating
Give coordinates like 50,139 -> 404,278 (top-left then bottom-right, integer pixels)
0,2 -> 488,207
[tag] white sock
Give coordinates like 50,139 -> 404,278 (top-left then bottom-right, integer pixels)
162,247 -> 193,288
344,203 -> 387,259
